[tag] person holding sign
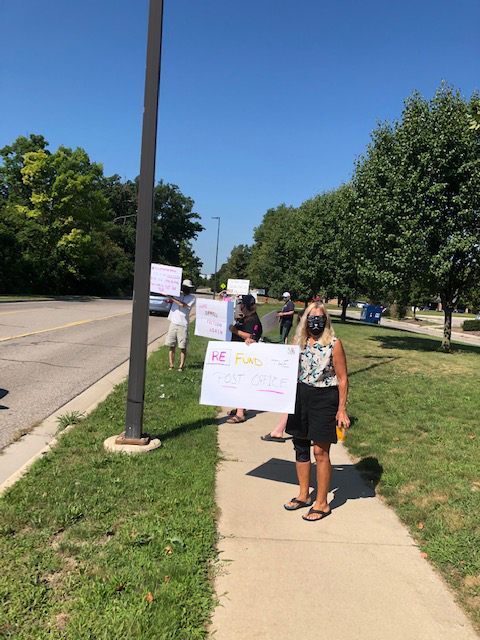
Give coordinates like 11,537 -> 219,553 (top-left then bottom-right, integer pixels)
226,294 -> 263,423
284,302 -> 350,521
165,279 -> 196,372
277,292 -> 295,343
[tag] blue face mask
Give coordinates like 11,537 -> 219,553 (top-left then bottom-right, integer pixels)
307,315 -> 326,336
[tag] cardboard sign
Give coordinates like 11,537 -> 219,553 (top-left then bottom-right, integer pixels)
261,310 -> 280,335
195,299 -> 234,341
150,264 -> 182,297
200,341 -> 300,413
227,278 -> 250,295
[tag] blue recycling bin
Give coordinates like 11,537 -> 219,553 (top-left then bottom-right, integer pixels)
360,304 -> 382,324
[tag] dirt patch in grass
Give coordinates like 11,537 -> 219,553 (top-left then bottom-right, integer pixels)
465,576 -> 480,589
55,613 -> 69,633
412,493 -> 449,508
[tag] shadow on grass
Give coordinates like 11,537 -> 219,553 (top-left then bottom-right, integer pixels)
331,315 -> 480,355
371,334 -> 480,356
152,417 -> 214,443
349,356 -> 400,377
246,456 -> 381,511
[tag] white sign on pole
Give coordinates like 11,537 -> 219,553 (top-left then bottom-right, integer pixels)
150,263 -> 182,297
227,278 -> 250,295
195,299 -> 234,341
200,341 -> 300,413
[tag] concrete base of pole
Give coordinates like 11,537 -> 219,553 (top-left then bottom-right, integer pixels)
104,434 -> 162,455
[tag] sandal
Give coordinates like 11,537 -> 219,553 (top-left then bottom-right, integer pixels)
177,367 -> 184,372
284,497 -> 313,511
302,507 -> 331,522
261,433 -> 286,443
226,415 -> 246,424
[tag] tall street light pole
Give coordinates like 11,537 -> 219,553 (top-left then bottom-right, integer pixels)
212,216 -> 220,299
121,0 -> 164,444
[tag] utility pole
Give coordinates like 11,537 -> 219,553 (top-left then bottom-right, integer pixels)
212,216 -> 220,299
121,0 -> 164,445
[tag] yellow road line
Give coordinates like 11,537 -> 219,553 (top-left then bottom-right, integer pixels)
0,312 -> 131,343
0,309 -> 32,316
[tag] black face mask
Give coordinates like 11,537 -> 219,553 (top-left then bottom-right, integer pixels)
307,315 -> 327,336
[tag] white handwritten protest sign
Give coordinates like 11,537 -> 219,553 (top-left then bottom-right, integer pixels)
227,278 -> 250,295
150,263 -> 182,297
200,342 -> 300,413
195,299 -> 234,341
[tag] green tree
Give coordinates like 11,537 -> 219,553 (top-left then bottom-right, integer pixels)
16,146 -> 110,292
353,84 -> 480,351
215,244 -> 252,289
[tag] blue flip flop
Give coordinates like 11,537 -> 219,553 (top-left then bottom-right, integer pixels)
284,498 -> 313,511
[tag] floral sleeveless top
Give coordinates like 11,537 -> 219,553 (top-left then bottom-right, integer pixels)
298,337 -> 338,388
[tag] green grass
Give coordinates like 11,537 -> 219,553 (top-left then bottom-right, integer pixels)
1,305 -> 478,635
260,308 -> 480,629
330,318 -> 480,630
0,331 -> 219,639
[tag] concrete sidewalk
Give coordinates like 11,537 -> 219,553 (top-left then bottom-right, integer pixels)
210,411 -> 478,639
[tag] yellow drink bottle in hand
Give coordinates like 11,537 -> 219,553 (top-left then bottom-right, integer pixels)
336,423 -> 346,442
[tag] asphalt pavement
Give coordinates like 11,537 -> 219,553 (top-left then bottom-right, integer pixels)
0,299 -> 169,450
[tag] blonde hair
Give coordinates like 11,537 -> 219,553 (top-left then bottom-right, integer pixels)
295,302 -> 335,348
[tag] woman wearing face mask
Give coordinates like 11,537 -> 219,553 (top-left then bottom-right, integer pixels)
284,301 -> 349,521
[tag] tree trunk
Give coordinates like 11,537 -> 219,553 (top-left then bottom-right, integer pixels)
413,305 -> 417,320
341,297 -> 348,323
441,306 -> 452,352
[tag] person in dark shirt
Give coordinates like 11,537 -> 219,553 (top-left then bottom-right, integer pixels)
227,294 -> 263,423
277,292 -> 295,343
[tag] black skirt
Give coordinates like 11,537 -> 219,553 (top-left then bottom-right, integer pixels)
286,382 -> 339,443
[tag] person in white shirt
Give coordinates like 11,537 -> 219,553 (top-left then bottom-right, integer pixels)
166,279 -> 196,371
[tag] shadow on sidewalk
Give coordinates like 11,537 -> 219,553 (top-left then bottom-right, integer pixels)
246,457 -> 377,511
0,388 -> 9,410
216,410 -> 265,425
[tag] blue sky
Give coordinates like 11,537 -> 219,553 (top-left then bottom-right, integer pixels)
1,0 -> 479,274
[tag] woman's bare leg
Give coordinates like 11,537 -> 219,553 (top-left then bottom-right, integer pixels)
303,442 -> 332,520
270,414 -> 287,438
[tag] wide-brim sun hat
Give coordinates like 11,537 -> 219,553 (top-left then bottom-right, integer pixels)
182,279 -> 194,288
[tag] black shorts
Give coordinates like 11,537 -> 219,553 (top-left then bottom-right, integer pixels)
286,382 -> 339,443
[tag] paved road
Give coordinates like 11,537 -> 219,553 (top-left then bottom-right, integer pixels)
0,299 -> 170,450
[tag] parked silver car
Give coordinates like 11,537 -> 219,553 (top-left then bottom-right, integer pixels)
149,293 -> 172,316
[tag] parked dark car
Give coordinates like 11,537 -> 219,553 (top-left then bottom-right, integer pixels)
149,293 -> 172,316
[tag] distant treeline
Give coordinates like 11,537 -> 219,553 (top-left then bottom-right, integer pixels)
211,85 -> 480,351
0,135 -> 203,296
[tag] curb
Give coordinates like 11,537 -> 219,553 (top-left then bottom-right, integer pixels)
0,329 -> 169,495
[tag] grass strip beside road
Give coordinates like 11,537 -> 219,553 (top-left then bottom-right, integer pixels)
0,331 -> 218,639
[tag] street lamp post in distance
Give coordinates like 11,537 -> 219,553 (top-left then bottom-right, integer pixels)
212,216 -> 220,299
121,0 -> 164,445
